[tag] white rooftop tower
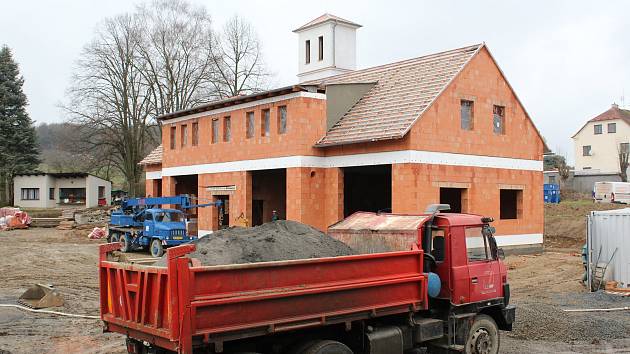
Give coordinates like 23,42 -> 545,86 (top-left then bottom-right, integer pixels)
293,14 -> 362,83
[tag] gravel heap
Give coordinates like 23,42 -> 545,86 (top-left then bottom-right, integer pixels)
157,220 -> 355,266
509,291 -> 630,343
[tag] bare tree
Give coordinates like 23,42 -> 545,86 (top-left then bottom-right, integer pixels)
136,0 -> 219,116
63,3 -> 273,194
619,143 -> 629,182
556,156 -> 571,188
211,15 -> 270,98
64,14 -> 156,196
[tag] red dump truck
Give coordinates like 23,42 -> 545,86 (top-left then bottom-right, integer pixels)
99,206 -> 514,354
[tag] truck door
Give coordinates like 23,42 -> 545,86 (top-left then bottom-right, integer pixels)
144,211 -> 155,238
464,226 -> 501,303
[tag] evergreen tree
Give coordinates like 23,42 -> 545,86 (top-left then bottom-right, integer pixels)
0,45 -> 40,204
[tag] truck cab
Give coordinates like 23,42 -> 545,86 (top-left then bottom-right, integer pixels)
430,213 -> 509,306
328,208 -> 514,352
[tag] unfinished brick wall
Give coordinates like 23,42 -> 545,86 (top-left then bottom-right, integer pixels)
144,164 -> 162,197
161,96 -> 327,169
197,171 -> 251,232
286,167 -> 327,230
407,47 -> 543,160
392,163 -> 543,237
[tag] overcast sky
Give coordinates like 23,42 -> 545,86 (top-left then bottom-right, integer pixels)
2,0 -> 630,163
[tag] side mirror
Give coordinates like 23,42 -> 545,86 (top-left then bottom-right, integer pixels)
497,248 -> 505,261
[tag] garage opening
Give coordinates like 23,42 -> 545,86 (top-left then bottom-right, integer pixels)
251,169 -> 286,226
439,188 -> 467,213
175,174 -> 198,216
500,189 -> 522,219
343,165 -> 391,217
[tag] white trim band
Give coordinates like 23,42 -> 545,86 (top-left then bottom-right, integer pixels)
146,171 -> 162,180
161,150 -> 542,177
494,233 -> 543,246
162,92 -> 326,125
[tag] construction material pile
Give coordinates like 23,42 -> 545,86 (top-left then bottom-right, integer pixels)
157,220 -> 355,266
0,207 -> 31,231
74,208 -> 110,225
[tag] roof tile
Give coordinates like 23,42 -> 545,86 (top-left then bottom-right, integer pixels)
308,44 -> 483,147
139,145 -> 163,165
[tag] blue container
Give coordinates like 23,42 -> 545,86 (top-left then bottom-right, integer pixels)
544,184 -> 560,203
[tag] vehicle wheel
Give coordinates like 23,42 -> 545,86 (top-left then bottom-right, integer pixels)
295,340 -> 353,354
150,239 -> 164,258
120,234 -> 131,253
464,314 -> 499,354
110,233 -> 120,243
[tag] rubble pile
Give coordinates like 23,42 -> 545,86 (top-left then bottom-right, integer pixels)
157,220 -> 355,267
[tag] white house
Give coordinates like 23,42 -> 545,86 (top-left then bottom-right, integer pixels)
572,103 -> 630,174
13,173 -> 112,208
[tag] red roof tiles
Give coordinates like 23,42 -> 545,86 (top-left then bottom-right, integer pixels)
139,145 -> 163,165
308,44 -> 483,147
589,104 -> 630,124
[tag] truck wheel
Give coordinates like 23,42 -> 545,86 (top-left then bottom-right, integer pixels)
465,314 -> 499,354
150,239 -> 164,258
120,234 -> 131,253
295,340 -> 353,354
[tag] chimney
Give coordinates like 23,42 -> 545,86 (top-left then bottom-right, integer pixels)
293,14 -> 362,83
612,103 -> 619,109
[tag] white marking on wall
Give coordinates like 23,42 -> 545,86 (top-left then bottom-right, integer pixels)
495,233 -> 543,246
162,92 -> 326,125
146,171 -> 162,180
161,150 -> 543,177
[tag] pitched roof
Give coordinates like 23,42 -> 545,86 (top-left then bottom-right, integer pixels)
293,13 -> 362,32
590,104 -> 630,123
572,104 -> 630,138
309,44 -> 483,147
139,145 -> 163,165
157,86 -> 310,122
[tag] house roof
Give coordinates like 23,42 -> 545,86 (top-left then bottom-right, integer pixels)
293,13 -> 362,33
14,172 -> 111,182
139,145 -> 163,166
308,44 -> 483,147
572,104 -> 630,138
156,86 -> 313,122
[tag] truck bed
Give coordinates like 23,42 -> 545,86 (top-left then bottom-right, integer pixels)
99,243 -> 427,353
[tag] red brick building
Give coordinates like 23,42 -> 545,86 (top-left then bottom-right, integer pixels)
140,15 -> 545,252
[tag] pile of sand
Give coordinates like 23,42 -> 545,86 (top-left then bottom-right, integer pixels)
156,220 -> 355,266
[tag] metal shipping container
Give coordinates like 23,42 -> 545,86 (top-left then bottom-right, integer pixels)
587,208 -> 630,289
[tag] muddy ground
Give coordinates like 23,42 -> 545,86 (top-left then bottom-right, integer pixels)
0,206 -> 629,353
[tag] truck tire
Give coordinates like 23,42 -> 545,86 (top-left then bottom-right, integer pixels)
464,314 -> 499,354
120,234 -> 131,253
295,340 -> 353,354
150,239 -> 164,258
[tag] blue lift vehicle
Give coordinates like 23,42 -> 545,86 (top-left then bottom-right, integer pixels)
108,195 -> 221,257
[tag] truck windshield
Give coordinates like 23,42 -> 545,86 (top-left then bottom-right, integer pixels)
465,227 -> 492,261
153,212 -> 183,222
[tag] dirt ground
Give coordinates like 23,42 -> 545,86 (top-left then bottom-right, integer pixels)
0,228 -> 125,354
1,204 -> 629,353
543,199 -> 627,249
